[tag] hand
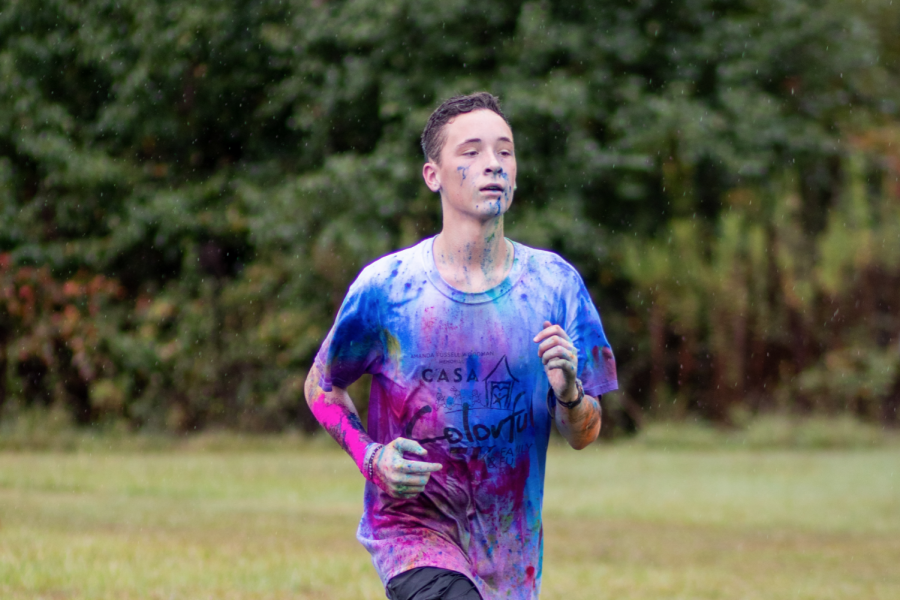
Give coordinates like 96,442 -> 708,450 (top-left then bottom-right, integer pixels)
372,438 -> 442,499
534,321 -> 578,404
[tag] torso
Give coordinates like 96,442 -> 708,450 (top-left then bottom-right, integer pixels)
318,236 -> 617,600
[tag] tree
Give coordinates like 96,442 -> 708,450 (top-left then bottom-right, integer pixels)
0,0 -> 896,430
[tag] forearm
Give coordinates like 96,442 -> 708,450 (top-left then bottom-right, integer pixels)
304,362 -> 375,473
554,393 -> 602,450
534,321 -> 602,449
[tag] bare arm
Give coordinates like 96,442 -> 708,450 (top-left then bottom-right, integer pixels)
533,321 -> 602,449
303,361 -> 374,467
304,362 -> 441,497
552,391 -> 602,450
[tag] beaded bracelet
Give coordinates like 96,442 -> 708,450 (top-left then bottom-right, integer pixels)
363,442 -> 383,481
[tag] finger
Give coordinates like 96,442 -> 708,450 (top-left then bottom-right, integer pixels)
399,460 -> 443,474
541,346 -> 572,365
394,482 -> 426,493
554,327 -> 572,342
391,473 -> 430,486
546,358 -> 577,372
533,322 -> 569,344
537,335 -> 575,357
541,346 -> 575,365
389,488 -> 415,499
392,438 -> 428,457
533,323 -> 559,343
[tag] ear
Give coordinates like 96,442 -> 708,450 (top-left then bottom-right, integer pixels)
422,161 -> 442,193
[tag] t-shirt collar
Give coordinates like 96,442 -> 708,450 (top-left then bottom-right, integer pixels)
420,235 -> 526,304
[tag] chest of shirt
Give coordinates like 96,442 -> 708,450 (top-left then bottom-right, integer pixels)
373,287 -> 555,452
377,286 -> 552,387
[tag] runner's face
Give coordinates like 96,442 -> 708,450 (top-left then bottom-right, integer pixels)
428,109 -> 517,220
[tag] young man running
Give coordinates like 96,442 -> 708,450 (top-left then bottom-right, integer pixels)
304,92 -> 617,600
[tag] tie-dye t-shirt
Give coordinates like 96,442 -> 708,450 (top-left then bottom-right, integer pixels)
315,237 -> 617,600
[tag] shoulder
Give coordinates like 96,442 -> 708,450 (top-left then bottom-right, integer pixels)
513,241 -> 586,290
351,239 -> 428,292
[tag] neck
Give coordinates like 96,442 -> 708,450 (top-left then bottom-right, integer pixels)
433,214 -> 513,294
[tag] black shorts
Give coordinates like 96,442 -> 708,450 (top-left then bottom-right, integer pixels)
386,567 -> 482,600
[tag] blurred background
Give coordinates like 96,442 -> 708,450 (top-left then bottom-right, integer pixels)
3,3 -> 900,599
1,0 -> 899,438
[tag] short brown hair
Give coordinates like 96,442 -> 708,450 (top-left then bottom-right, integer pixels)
421,92 -> 509,164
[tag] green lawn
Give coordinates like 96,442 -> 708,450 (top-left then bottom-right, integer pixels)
1,439 -> 898,599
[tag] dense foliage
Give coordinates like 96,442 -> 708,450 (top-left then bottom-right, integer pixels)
1,0 -> 898,432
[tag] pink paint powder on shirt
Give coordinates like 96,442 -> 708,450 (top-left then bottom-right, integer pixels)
315,238 -> 618,600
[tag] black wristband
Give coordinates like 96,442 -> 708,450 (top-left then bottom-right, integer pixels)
547,379 -> 584,411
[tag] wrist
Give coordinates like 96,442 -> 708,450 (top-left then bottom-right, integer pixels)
548,379 -> 584,411
362,442 -> 383,483
557,379 -> 584,409
561,380 -> 582,404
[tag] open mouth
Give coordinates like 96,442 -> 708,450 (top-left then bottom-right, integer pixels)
480,184 -> 504,193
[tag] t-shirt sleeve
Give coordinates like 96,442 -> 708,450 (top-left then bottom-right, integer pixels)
314,272 -> 384,391
562,270 -> 618,398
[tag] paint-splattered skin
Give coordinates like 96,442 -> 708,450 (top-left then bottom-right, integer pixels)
305,372 -> 442,498
423,109 -> 517,295
308,238 -> 618,600
307,107 -> 613,600
534,321 -> 603,448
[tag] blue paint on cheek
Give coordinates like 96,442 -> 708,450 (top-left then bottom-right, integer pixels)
500,172 -> 512,210
457,166 -> 469,184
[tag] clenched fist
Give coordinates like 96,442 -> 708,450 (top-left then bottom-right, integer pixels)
372,438 -> 442,499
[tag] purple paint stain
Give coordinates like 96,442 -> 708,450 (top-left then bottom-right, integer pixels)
602,346 -> 617,380
314,237 -> 618,600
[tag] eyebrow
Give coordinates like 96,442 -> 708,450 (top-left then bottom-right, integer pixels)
456,136 -> 514,147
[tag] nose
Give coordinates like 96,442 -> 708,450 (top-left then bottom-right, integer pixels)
484,150 -> 503,177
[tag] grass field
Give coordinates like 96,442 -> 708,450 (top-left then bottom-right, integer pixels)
1,434 -> 899,599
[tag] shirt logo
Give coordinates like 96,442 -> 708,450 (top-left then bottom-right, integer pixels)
405,355 -> 534,468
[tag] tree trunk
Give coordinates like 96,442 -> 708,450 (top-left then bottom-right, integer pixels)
55,339 -> 93,425
884,373 -> 900,428
649,299 -> 666,407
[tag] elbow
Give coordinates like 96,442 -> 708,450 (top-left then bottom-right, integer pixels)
567,417 -> 601,450
568,434 -> 596,451
303,366 -> 320,408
